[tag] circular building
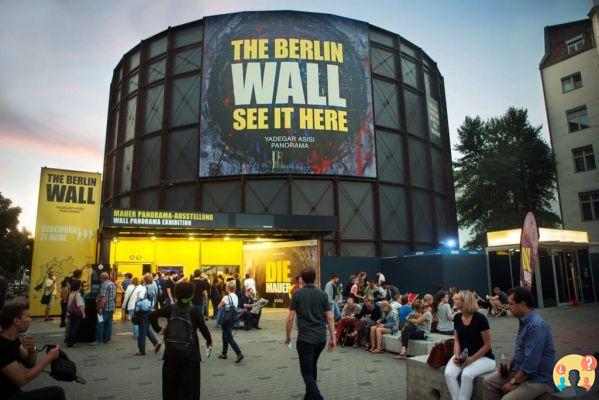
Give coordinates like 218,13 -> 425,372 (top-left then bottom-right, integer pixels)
99,11 -> 457,297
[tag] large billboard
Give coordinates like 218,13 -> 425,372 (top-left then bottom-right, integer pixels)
200,11 -> 375,177
29,168 -> 101,316
243,239 -> 319,308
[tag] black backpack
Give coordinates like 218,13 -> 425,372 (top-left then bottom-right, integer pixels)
164,306 -> 195,360
43,346 -> 86,384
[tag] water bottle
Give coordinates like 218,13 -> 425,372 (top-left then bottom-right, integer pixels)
500,353 -> 508,377
460,348 -> 468,364
206,345 -> 212,358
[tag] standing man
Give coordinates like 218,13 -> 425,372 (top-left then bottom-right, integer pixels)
191,270 -> 208,316
43,271 -> 57,321
324,274 -> 340,321
375,270 -> 385,285
243,273 -> 256,294
483,287 -> 556,399
165,273 -> 176,305
121,272 -> 133,292
95,272 -> 116,345
285,267 -> 335,400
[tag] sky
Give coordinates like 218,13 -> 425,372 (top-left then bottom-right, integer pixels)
0,0 -> 594,243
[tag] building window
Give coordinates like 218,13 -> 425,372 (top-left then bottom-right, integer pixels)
565,35 -> 585,54
567,106 -> 589,132
579,191 -> 599,221
561,72 -> 582,93
573,146 -> 596,172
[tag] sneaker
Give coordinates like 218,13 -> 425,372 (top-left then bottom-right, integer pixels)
89,341 -> 102,346
133,352 -> 145,356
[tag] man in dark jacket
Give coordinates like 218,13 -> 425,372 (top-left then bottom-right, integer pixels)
353,297 -> 381,348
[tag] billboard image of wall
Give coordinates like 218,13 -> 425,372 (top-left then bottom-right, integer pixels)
29,168 -> 101,316
200,11 -> 375,177
243,239 -> 319,308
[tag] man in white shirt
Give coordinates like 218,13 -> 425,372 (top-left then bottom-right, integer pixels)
243,273 -> 256,293
375,270 -> 385,285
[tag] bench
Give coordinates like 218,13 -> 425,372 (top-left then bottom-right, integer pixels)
405,355 -> 577,400
382,332 -> 450,356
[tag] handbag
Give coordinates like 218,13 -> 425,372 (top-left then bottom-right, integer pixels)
427,338 -> 454,369
41,293 -> 52,305
220,295 -> 237,325
67,294 -> 83,317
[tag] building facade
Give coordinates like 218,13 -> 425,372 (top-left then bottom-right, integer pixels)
99,11 -> 458,273
540,4 -> 599,255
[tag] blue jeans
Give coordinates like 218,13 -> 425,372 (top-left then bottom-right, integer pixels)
95,310 -> 114,343
330,301 -> 341,321
296,340 -> 326,400
137,312 -> 158,354
221,322 -> 241,355
128,310 -> 139,337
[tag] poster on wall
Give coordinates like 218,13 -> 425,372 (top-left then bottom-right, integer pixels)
243,239 -> 319,308
200,11 -> 375,177
519,212 -> 539,289
28,168 -> 101,316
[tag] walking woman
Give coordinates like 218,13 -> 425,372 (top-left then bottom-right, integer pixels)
149,281 -> 212,400
218,280 -> 244,363
444,290 -> 495,400
122,276 -> 139,338
134,273 -> 160,356
66,280 -> 85,347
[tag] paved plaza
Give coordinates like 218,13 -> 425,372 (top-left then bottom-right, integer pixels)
21,305 -> 599,399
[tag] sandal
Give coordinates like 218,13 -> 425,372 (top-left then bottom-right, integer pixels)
394,352 -> 407,359
371,348 -> 382,354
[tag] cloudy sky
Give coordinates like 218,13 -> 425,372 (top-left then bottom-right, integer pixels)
0,0 -> 593,238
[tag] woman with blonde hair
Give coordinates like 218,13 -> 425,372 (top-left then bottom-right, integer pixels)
395,298 -> 432,358
218,280 -> 244,363
444,290 -> 495,400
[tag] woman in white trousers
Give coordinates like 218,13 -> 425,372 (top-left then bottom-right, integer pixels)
444,290 -> 496,400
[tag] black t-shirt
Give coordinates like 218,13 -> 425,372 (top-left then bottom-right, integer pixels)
191,279 -> 207,306
165,280 -> 175,296
497,291 -> 508,304
355,304 -> 382,321
454,312 -> 494,360
290,284 -> 330,344
0,336 -> 22,394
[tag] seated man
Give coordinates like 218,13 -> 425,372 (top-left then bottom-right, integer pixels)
489,286 -> 508,316
381,281 -> 400,302
396,295 -> 412,329
483,287 -> 556,399
352,297 -> 381,348
335,297 -> 362,343
238,288 -> 261,330
0,303 -> 65,400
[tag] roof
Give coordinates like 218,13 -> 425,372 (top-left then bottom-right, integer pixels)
539,18 -> 595,69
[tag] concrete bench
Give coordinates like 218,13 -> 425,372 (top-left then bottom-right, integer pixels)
405,355 -> 577,400
383,332 -> 450,356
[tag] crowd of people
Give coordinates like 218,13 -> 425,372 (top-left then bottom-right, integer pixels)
0,265 -> 562,400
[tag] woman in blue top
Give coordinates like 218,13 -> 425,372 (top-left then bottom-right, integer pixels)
369,300 -> 399,353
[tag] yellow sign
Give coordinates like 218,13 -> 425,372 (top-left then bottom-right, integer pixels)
28,168 -> 101,317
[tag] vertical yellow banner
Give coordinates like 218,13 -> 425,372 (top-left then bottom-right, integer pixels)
28,168 -> 101,317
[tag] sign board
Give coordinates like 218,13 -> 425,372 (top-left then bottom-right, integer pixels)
200,11 -> 375,177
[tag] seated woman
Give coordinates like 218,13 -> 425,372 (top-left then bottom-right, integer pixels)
369,300 -> 399,353
444,290 -> 495,400
394,299 -> 432,359
432,291 -> 454,335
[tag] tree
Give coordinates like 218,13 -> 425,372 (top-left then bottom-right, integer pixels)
0,193 -> 33,276
454,107 -> 560,248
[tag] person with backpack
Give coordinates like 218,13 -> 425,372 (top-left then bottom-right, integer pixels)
149,281 -> 212,400
133,273 -> 160,356
66,280 -> 86,347
217,280 -> 244,363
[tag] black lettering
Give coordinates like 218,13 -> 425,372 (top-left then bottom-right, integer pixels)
46,184 -> 66,202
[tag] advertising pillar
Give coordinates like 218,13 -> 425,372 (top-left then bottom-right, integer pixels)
28,168 -> 101,316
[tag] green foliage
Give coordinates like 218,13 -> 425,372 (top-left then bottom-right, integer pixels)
0,193 -> 33,275
454,107 -> 561,248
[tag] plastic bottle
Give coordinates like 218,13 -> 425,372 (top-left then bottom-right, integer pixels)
460,348 -> 468,364
500,353 -> 508,377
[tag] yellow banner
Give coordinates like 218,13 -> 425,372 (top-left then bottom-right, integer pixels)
28,168 -> 101,316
